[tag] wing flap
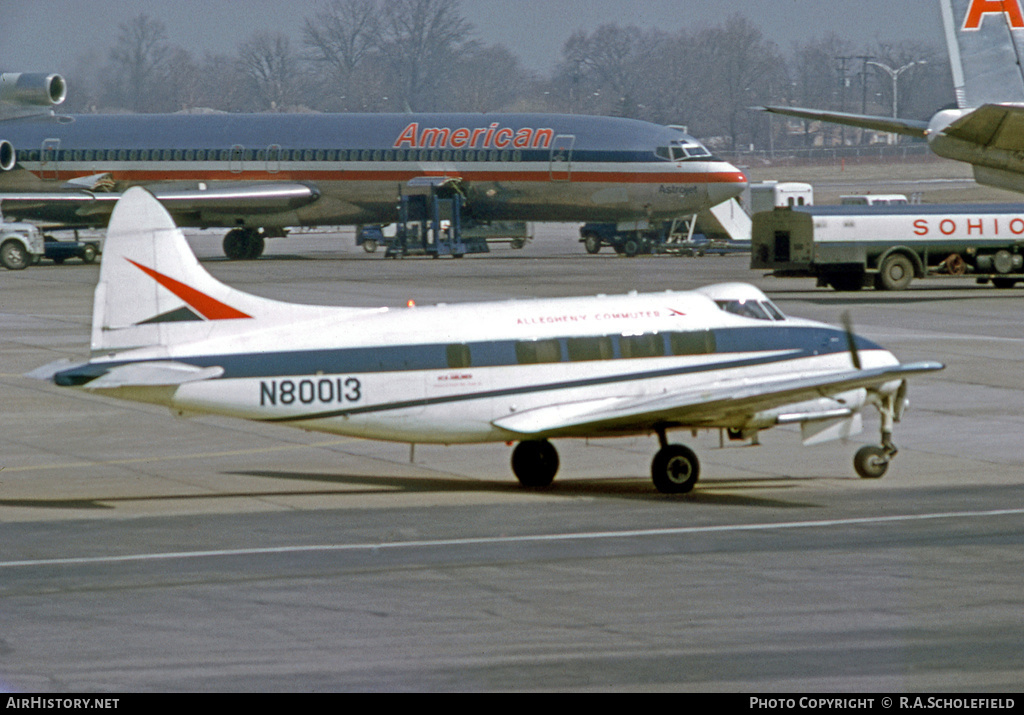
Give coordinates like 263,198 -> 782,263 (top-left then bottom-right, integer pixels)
492,361 -> 943,437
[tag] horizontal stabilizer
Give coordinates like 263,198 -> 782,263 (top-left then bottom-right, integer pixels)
756,106 -> 929,138
84,361 -> 224,389
23,358 -> 84,381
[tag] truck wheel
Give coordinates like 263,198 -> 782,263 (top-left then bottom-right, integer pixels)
81,244 -> 98,263
622,238 -> 641,257
362,239 -> 378,253
877,254 -> 914,291
0,240 -> 30,270
583,235 -> 601,254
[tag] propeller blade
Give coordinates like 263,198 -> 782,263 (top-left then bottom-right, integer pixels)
842,311 -> 862,370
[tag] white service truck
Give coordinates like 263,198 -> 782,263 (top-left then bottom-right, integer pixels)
751,203 -> 1024,290
0,220 -> 45,270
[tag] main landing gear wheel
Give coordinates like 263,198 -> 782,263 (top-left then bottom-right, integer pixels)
223,228 -> 265,261
854,445 -> 890,479
651,444 -> 700,494
511,440 -> 560,488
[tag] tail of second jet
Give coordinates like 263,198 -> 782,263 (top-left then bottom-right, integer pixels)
941,0 -> 1024,108
92,187 -> 371,353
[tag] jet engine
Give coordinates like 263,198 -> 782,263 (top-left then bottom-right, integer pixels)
0,73 -> 67,107
0,140 -> 14,171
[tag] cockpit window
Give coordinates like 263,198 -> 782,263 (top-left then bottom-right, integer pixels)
658,141 -> 713,162
715,299 -> 786,321
761,301 -> 786,321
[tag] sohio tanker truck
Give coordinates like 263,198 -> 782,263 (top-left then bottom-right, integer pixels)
751,204 -> 1024,290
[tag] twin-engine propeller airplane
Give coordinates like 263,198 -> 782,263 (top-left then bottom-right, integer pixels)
32,189 -> 943,493
0,72 -> 747,260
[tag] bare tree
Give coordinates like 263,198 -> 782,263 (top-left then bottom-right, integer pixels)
378,0 -> 476,111
105,14 -> 173,112
703,14 -> 786,150
237,32 -> 304,111
303,0 -> 380,80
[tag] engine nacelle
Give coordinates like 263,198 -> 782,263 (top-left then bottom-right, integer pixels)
0,73 -> 66,107
0,140 -> 14,171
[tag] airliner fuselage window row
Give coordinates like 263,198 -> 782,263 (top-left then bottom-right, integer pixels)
25,146 -> 715,165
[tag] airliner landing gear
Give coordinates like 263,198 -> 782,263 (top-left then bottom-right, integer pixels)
511,440 -> 560,488
651,445 -> 701,494
854,391 -> 901,479
223,228 -> 265,260
650,427 -> 700,494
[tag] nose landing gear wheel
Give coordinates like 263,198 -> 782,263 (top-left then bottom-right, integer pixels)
651,444 -> 700,494
511,440 -> 560,488
854,445 -> 890,479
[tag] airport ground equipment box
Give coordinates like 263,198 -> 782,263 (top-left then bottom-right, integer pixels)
752,203 -> 1024,291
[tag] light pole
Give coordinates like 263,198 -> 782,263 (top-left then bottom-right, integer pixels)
867,60 -> 927,143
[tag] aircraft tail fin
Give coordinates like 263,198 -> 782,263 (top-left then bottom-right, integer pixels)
92,187 -> 366,353
941,0 -> 1024,108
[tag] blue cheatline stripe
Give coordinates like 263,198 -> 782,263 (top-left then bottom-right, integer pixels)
56,325 -> 878,387
261,350 -> 801,423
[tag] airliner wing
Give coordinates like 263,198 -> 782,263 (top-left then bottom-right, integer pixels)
492,361 -> 943,437
756,106 -> 929,139
940,103 -> 1024,151
0,182 -> 320,223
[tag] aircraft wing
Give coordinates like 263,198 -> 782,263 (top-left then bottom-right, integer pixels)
756,106 -> 929,139
0,181 -> 321,224
492,361 -> 944,438
939,103 -> 1024,152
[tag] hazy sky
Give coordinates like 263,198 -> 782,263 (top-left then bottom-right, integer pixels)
0,0 -> 945,75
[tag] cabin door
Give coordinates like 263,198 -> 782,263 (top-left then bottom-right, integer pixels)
549,134 -> 575,182
40,139 -> 60,181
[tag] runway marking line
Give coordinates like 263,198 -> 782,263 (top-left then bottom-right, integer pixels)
1,507 -> 1022,570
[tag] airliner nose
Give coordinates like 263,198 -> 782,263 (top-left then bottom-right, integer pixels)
707,162 -> 748,206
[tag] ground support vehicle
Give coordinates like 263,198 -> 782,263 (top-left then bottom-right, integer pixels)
752,204 -> 1024,291
42,234 -> 100,264
358,220 -> 529,254
580,218 -> 711,257
0,220 -> 44,269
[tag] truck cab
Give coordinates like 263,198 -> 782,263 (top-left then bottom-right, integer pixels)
0,220 -> 44,270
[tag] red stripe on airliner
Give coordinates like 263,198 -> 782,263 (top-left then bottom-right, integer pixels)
126,258 -> 252,320
30,169 -> 747,185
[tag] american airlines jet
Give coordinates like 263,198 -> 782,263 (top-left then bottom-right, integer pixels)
0,73 -> 747,259
762,0 -> 1024,194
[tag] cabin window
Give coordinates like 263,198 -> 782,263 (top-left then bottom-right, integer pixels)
669,330 -> 717,356
515,339 -> 563,365
567,336 -> 614,362
619,333 -> 665,359
446,344 -> 472,369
